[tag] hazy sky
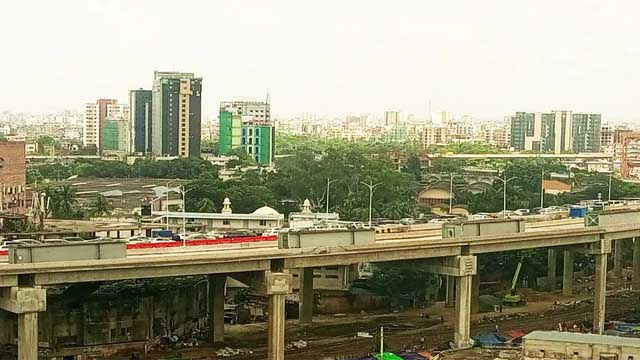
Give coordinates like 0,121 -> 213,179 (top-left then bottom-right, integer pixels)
2,0 -> 639,121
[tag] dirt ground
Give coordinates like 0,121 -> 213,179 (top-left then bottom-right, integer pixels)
123,274 -> 640,360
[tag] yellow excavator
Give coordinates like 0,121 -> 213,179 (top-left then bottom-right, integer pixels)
502,259 -> 526,306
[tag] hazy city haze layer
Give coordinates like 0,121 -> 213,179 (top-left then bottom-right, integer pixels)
1,0 -> 639,120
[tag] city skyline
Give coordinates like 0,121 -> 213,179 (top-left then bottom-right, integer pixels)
2,1 -> 640,121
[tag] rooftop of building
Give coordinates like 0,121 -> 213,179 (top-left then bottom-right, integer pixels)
523,331 -> 640,347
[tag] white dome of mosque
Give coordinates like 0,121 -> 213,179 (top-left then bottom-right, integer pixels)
252,206 -> 280,216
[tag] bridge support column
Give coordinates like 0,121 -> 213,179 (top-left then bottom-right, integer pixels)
267,272 -> 292,360
445,276 -> 455,307
547,249 -> 557,291
18,313 -> 37,360
563,250 -> 574,298
298,267 -> 314,325
454,275 -> 472,348
633,238 -> 640,289
471,275 -> 480,314
208,274 -> 226,344
613,240 -> 623,278
593,252 -> 608,334
0,286 -> 46,360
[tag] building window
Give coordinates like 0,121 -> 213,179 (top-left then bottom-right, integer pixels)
110,328 -> 116,338
223,219 -> 230,225
259,220 -> 267,226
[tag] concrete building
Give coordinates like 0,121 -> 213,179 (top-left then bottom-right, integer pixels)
510,111 -> 601,153
288,199 -> 340,229
151,198 -> 284,230
102,117 -> 130,152
151,71 -> 202,158
218,100 -> 274,165
522,331 -> 640,359
0,141 -> 26,214
129,89 -> 153,154
572,113 -> 601,153
83,99 -> 129,153
384,110 -> 403,127
600,123 -> 614,148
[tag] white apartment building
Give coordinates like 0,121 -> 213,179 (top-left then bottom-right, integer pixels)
83,100 -> 129,149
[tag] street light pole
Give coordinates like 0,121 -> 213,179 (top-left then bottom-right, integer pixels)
449,172 -> 454,214
361,181 -> 382,227
540,168 -> 546,209
608,170 -> 612,202
495,173 -> 517,218
180,185 -> 193,247
326,178 -> 338,213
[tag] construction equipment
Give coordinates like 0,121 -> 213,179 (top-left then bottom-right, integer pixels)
502,258 -> 526,306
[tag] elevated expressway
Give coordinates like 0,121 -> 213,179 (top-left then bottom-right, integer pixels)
1,218 -> 640,359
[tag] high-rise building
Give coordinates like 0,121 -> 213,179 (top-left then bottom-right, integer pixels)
384,110 -> 402,127
129,89 -> 152,154
600,124 -> 613,148
103,117 -> 130,152
510,111 -> 601,153
510,112 -> 536,151
218,99 -> 274,165
83,99 -> 128,152
572,113 -> 601,153
151,71 -> 202,157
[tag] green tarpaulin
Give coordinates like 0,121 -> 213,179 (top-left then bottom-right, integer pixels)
374,352 -> 404,360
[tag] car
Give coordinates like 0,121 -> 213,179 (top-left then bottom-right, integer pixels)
184,233 -> 207,240
3,239 -> 42,247
63,236 -> 85,242
125,236 -> 151,244
399,218 -> 415,225
514,209 -> 531,216
428,218 -> 450,224
42,239 -> 71,245
469,214 -> 492,220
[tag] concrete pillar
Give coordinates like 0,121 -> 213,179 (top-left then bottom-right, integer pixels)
208,274 -> 225,343
471,275 -> 480,314
562,250 -> 574,298
267,272 -> 292,360
633,238 -> 640,289
445,276 -> 455,307
547,249 -> 557,291
454,275 -> 472,348
18,312 -> 38,360
593,253 -> 608,334
298,268 -> 314,324
613,240 -> 623,278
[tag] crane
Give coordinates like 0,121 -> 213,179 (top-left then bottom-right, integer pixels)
502,258 -> 526,306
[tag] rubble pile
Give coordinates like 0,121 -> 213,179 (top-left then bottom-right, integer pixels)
215,347 -> 254,357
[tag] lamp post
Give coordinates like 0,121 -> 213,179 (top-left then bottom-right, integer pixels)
326,178 -> 338,214
495,173 -> 517,218
179,185 -> 193,246
360,181 -> 382,227
540,168 -> 546,209
449,172 -> 454,214
608,170 -> 613,202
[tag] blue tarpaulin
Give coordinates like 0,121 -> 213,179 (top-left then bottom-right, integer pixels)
473,332 -> 508,346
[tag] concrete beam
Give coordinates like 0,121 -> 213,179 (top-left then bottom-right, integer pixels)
0,275 -> 18,288
470,231 -> 602,254
423,256 -> 477,277
18,312 -> 38,360
593,253 -> 608,334
298,268 -> 314,325
208,274 -> 225,344
563,250 -> 574,298
30,259 -> 271,285
0,287 -> 46,314
282,245 -> 461,269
